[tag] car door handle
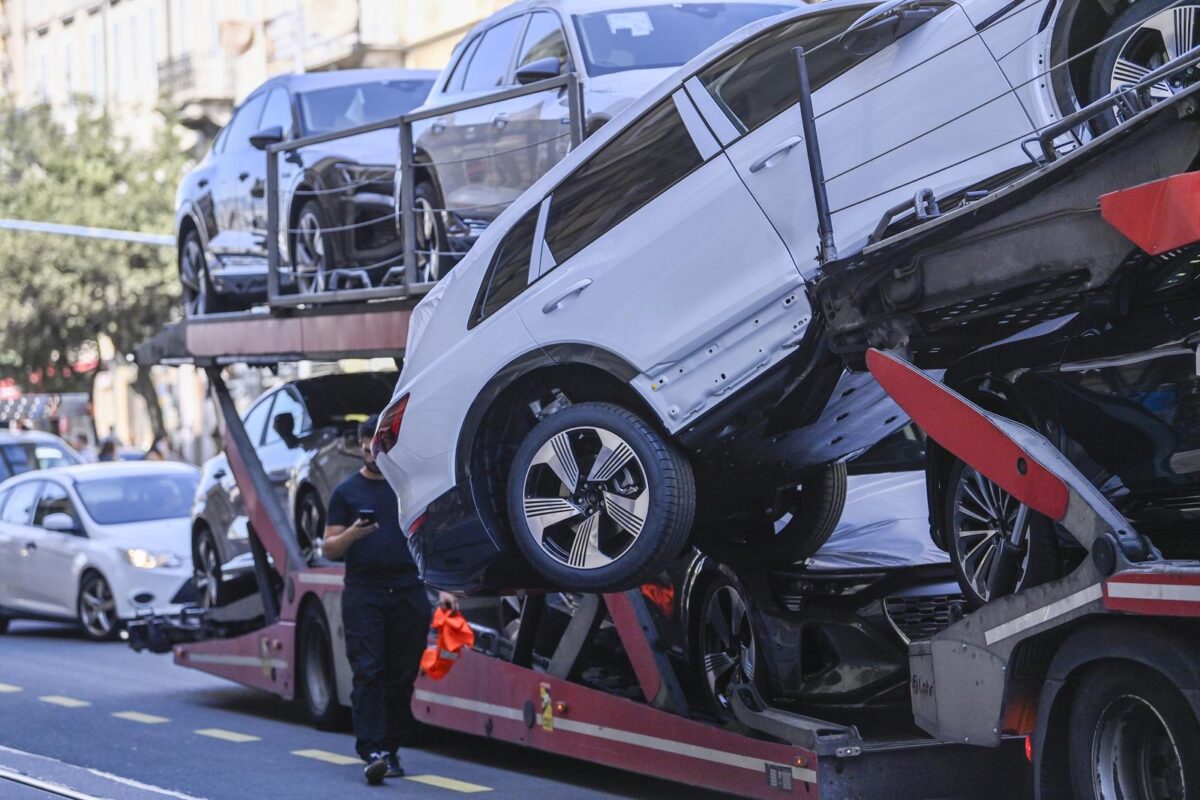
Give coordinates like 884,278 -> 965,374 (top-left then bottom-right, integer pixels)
492,112 -> 509,129
198,178 -> 209,188
542,279 -> 593,314
431,117 -> 448,134
748,136 -> 804,173
24,541 -> 36,551
213,468 -> 227,479
239,172 -> 250,181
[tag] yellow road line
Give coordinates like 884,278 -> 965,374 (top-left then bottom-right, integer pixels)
38,695 -> 90,708
112,711 -> 169,724
406,775 -> 493,793
0,683 -> 21,693
290,749 -> 360,766
195,728 -> 260,743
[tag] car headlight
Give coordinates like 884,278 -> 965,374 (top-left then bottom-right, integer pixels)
124,548 -> 183,570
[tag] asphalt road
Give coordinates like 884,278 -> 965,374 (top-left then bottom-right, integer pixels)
0,620 -> 728,800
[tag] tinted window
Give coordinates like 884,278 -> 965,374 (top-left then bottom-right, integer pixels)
517,12 -> 569,73
461,16 -> 525,92
242,394 -> 274,447
573,3 -> 793,76
545,100 -> 702,264
265,389 -> 307,445
297,80 -> 434,135
1,481 -> 40,525
697,9 -> 867,135
472,205 -> 540,325
445,35 -> 482,93
224,92 -> 268,153
76,474 -> 198,525
259,87 -> 294,139
1,444 -> 32,475
34,482 -> 78,528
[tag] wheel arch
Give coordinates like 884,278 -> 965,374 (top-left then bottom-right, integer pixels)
1047,0 -> 1143,116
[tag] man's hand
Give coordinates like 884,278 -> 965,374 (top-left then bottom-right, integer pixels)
322,517 -> 378,561
436,591 -> 459,611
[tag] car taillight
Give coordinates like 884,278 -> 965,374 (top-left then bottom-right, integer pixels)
371,394 -> 409,460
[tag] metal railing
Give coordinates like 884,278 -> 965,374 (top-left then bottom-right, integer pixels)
264,72 -> 586,309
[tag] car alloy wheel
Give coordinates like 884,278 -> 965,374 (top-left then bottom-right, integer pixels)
194,530 -> 222,609
413,194 -> 442,283
295,492 -> 324,562
699,583 -> 756,714
295,206 -> 327,293
950,464 -> 1035,604
521,426 -> 650,571
78,573 -> 117,640
1109,5 -> 1200,115
179,233 -> 210,316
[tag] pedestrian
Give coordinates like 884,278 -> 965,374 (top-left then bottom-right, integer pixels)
97,439 -> 118,462
145,434 -> 171,461
320,414 -> 431,786
74,434 -> 97,463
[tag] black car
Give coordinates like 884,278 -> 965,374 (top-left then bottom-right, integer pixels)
174,69 -> 437,315
926,243 -> 1200,605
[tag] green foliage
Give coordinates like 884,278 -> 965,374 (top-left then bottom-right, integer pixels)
0,100 -> 186,391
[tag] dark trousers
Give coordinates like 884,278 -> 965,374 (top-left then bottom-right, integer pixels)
342,582 -> 432,759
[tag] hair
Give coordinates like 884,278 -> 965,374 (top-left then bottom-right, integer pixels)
358,414 -> 380,442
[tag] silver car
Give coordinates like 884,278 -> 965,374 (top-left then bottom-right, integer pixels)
410,0 -> 801,277
0,431 -> 81,478
191,373 -> 394,607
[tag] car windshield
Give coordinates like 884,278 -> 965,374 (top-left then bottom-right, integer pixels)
297,80 -> 435,135
76,473 -> 198,525
0,442 -> 80,480
573,3 -> 793,76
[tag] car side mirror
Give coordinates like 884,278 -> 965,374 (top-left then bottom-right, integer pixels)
43,512 -> 80,534
250,125 -> 285,151
515,57 -> 562,85
273,412 -> 300,448
839,0 -> 947,57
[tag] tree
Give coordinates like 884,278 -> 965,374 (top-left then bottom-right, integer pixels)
0,101 -> 189,433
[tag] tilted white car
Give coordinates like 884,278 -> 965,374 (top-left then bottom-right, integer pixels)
375,0 -> 1197,593
0,463 -> 200,640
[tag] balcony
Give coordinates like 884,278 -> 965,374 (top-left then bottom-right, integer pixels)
157,51 -> 235,132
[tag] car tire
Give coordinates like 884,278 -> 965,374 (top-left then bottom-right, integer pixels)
298,601 -> 349,731
1088,0 -> 1200,132
295,490 -> 325,563
942,457 -> 1059,607
413,180 -> 450,283
193,525 -> 225,609
1068,662 -> 1200,800
293,199 -> 331,293
179,230 -> 224,316
692,570 -> 762,722
506,402 -> 695,593
0,617 -> 9,634
77,571 -> 120,642
700,463 -> 847,570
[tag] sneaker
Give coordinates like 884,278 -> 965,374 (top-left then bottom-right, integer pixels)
363,752 -> 388,785
385,753 -> 405,778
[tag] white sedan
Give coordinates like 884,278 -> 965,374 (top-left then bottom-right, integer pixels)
0,462 -> 200,641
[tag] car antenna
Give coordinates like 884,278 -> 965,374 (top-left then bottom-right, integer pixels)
793,46 -> 838,265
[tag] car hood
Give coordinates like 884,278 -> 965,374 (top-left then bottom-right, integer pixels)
586,67 -> 679,106
806,472 -> 949,570
95,517 -> 192,561
300,127 -> 399,169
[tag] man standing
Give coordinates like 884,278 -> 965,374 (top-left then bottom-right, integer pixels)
321,415 -> 431,786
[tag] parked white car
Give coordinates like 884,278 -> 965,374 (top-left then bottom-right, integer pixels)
409,0 -> 805,276
375,0 -> 1195,593
0,463 -> 200,640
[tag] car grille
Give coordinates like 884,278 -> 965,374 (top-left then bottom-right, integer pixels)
170,581 -> 197,605
884,593 -> 964,643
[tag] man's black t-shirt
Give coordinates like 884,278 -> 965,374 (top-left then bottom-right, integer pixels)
326,472 -> 419,588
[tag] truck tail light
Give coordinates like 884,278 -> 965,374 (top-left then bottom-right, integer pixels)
371,394 -> 409,460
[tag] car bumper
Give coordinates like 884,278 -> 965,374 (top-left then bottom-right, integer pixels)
114,568 -> 196,619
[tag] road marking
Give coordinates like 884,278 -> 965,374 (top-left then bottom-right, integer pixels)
406,775 -> 493,793
0,683 -> 21,693
39,695 -> 90,708
291,749 -> 360,765
194,728 -> 260,743
112,711 -> 170,724
0,766 -> 105,800
86,768 -> 208,800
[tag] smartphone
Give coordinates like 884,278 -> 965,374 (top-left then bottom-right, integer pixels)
358,509 -> 377,525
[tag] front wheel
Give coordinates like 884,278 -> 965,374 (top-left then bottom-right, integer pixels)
193,526 -> 225,609
413,180 -> 449,284
1069,662 -> 1200,800
298,601 -> 349,731
78,572 -> 119,642
506,402 -> 695,593
179,230 -> 222,316
295,491 -> 325,563
693,571 -> 761,722
293,200 -> 330,294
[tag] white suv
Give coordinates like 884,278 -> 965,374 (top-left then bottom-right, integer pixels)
376,0 -> 1195,593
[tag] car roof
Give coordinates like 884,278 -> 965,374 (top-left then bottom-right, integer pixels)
0,430 -> 73,445
257,68 -> 439,95
476,0 -> 805,24
3,462 -> 200,486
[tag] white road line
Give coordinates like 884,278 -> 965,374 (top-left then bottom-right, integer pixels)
194,728 -> 260,743
112,711 -> 170,724
406,774 -> 493,793
984,585 -> 1104,645
0,745 -> 208,800
38,695 -> 91,708
0,766 -> 104,800
291,749 -> 360,766
0,683 -> 21,693
86,769 -> 208,800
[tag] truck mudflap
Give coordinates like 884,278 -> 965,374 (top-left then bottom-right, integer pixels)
815,69 -> 1200,368
865,349 -> 1163,746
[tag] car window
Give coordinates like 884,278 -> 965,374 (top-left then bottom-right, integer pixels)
573,3 -> 794,76
242,393 -> 274,448
1,481 -> 41,525
259,87 -> 294,139
471,205 -> 541,326
223,92 -> 268,153
517,11 -> 569,74
34,481 -> 78,529
297,80 -> 433,136
211,124 -> 230,155
460,15 -> 526,92
76,474 -> 198,525
34,444 -> 77,470
697,8 -> 869,136
544,99 -> 703,265
444,35 -> 483,94
0,489 -> 9,515
265,389 -> 307,445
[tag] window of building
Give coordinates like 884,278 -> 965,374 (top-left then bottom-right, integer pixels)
471,205 -> 540,326
544,100 -> 702,265
460,15 -> 524,92
90,30 -> 103,101
516,11 -> 568,74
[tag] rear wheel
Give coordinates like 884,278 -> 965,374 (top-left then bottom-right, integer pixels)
193,526 -> 224,609
295,491 -> 325,563
506,402 -> 695,593
693,571 -> 761,721
298,601 -> 349,731
179,230 -> 221,316
78,572 -> 119,642
293,200 -> 330,294
413,180 -> 449,283
1069,662 -> 1200,800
